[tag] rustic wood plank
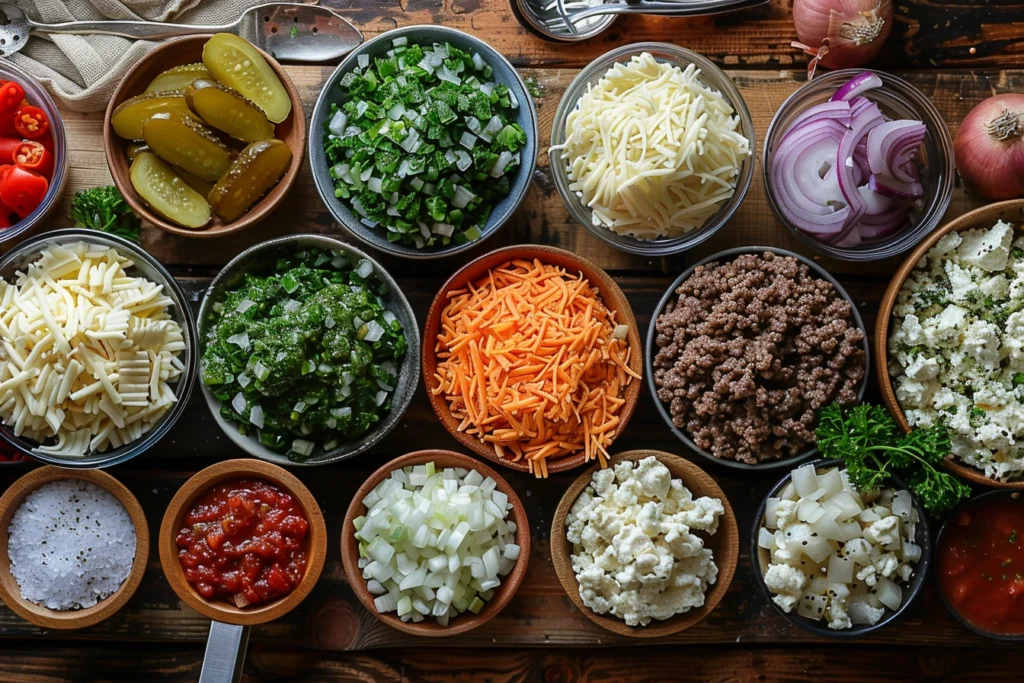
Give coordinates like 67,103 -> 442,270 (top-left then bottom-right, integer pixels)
323,0 -> 1024,71
0,642 -> 1022,682
27,65 -> 1019,278
0,275 -> 1005,649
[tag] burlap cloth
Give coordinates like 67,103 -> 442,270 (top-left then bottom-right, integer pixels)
9,0 -> 272,112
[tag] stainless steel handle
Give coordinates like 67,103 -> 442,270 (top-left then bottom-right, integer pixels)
27,18 -> 236,41
198,621 -> 251,683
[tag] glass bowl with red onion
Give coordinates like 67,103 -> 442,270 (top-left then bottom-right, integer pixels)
763,70 -> 954,261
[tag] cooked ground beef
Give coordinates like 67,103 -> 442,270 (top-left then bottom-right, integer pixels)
652,252 -> 866,464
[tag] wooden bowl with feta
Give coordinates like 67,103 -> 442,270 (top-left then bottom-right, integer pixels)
877,199 -> 1024,489
550,449 -> 739,638
752,460 -> 931,637
341,449 -> 531,637
158,459 -> 327,626
0,466 -> 149,630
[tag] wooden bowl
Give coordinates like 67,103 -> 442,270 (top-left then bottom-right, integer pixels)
341,449 -> 531,637
103,35 -> 305,238
159,459 -> 327,625
550,449 -> 739,638
877,199 -> 1024,489
0,467 -> 149,630
421,244 -> 643,475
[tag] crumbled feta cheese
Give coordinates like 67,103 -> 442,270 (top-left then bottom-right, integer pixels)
958,219 -> 1013,272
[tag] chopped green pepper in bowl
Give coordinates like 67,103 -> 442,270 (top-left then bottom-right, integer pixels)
309,26 -> 538,259
198,235 -> 420,466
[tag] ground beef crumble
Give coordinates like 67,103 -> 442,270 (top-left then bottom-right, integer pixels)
652,252 -> 866,464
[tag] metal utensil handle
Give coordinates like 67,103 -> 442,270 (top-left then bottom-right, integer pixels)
198,621 -> 251,683
565,0 -> 769,25
27,18 -> 237,41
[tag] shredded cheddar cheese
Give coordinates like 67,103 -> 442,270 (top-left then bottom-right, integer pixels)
551,52 -> 750,240
431,259 -> 639,478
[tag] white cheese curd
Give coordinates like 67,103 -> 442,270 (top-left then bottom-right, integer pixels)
888,220 -> 1024,481
0,242 -> 186,456
565,456 -> 725,626
551,52 -> 751,240
759,465 -> 921,630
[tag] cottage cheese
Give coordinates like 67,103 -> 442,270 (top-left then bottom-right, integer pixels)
889,220 -> 1024,481
566,456 -> 725,626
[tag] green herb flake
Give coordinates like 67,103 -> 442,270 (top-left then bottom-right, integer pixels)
290,25 -> 299,38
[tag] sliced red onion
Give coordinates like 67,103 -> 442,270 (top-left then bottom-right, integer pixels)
830,72 -> 883,102
833,103 -> 883,238
770,127 -> 853,234
782,100 -> 852,143
834,227 -> 863,248
856,183 -> 895,216
867,120 -> 927,179
868,173 -> 924,198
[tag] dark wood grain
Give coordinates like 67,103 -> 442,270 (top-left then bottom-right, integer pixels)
0,642 -> 1022,682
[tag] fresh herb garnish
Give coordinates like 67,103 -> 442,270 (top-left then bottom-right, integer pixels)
524,76 -> 544,99
69,185 -> 141,242
323,39 -> 528,250
816,403 -> 971,515
290,25 -> 299,38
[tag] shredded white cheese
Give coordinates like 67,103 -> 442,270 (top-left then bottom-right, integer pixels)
553,52 -> 750,240
0,242 -> 187,457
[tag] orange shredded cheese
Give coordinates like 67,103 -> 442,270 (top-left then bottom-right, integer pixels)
431,259 -> 639,478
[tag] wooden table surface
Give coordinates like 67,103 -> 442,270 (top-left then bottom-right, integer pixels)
4,1 -> 1024,681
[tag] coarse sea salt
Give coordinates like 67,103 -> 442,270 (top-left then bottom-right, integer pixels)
8,480 -> 136,611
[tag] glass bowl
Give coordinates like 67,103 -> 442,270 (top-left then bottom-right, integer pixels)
549,42 -> 755,257
763,69 -> 955,262
0,230 -> 198,468
0,59 -> 69,246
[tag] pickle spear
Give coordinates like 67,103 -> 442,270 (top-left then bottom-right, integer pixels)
111,91 -> 193,141
143,111 -> 232,183
174,166 -> 215,197
185,79 -> 275,142
202,33 -> 291,124
125,143 -> 150,165
144,63 -> 212,94
208,139 -> 293,222
130,152 -> 211,229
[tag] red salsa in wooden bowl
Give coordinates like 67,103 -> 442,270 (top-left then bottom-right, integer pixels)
175,478 -> 310,608
938,494 -> 1024,637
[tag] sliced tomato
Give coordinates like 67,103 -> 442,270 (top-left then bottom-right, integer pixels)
0,165 -> 47,218
0,82 -> 25,115
12,141 -> 52,178
14,106 -> 49,139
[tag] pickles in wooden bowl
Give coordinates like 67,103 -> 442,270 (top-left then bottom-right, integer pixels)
103,35 -> 304,238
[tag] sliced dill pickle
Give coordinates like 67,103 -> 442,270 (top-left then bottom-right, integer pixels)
143,111 -> 232,183
125,142 -> 150,165
202,33 -> 291,124
111,91 -> 193,141
130,152 -> 211,229
173,166 -> 215,197
144,63 -> 212,94
184,79 -> 275,142
208,139 -> 292,222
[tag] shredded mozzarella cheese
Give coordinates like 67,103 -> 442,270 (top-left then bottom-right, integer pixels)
553,52 -> 750,240
0,242 -> 186,457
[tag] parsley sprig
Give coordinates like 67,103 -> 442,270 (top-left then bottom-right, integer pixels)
816,403 -> 971,515
69,185 -> 141,242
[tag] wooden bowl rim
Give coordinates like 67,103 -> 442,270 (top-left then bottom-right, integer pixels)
102,34 -> 306,239
158,459 -> 327,625
340,449 -> 531,637
549,449 -> 739,638
875,199 -> 1024,490
0,466 -> 150,630
420,244 -> 643,474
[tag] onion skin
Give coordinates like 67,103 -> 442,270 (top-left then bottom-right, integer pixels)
954,94 -> 1024,200
793,0 -> 894,71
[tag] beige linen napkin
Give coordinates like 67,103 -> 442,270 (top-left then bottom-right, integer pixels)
8,0 -> 272,112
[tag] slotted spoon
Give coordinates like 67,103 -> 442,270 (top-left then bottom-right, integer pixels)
0,2 -> 362,62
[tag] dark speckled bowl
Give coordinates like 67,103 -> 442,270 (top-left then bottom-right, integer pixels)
309,25 -> 538,260
751,459 -> 931,638
197,235 -> 420,467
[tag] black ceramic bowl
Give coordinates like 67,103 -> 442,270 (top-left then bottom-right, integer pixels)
751,459 -> 931,638
645,246 -> 870,471
934,490 -> 1024,641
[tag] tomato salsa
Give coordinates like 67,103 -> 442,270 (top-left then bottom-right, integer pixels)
176,478 -> 310,608
938,495 -> 1024,635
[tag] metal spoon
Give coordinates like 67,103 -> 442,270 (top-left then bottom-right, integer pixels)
0,2 -> 363,62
